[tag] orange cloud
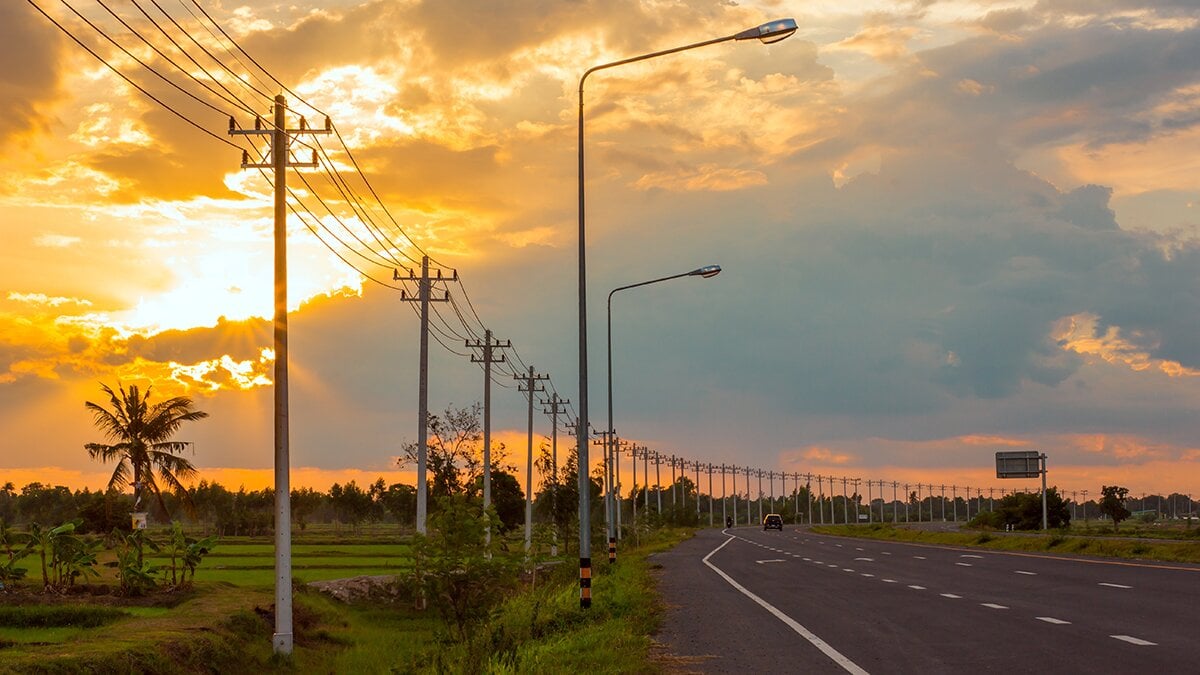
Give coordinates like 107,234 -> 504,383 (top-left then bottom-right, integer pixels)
1054,312 -> 1200,378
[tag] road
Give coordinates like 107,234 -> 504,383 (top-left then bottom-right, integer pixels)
654,526 -> 1199,673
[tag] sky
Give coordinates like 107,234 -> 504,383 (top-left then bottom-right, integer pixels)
3,0 -> 1200,499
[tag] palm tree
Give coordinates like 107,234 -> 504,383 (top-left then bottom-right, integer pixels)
85,383 -> 208,517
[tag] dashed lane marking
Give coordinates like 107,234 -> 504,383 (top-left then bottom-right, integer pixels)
703,536 -> 871,674
955,562 -> 973,567
881,552 -> 892,555
1099,583 -> 1133,589
854,557 -> 874,562
881,579 -> 897,583
913,556 -> 927,560
981,603 -> 1008,609
756,559 -> 787,564
1036,617 -> 1070,625
1015,570 -> 1037,576
861,573 -> 875,578
908,585 -> 926,590
960,554 -> 984,559
1111,635 -> 1156,646
842,568 -> 855,572
940,593 -> 962,599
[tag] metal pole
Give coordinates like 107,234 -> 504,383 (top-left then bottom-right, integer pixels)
576,70 -> 592,611
270,95 -> 293,656
1041,453 -> 1048,530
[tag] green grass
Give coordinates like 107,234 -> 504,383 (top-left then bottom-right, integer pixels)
813,524 -> 1200,563
0,529 -> 687,672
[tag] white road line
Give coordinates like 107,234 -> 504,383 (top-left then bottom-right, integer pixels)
1015,570 -> 1037,576
908,585 -> 926,590
842,568 -> 855,572
836,544 -> 844,548
1099,582 -> 1133,589
882,579 -> 897,583
955,562 -> 973,567
1111,635 -> 1156,646
960,554 -> 984,559
913,556 -> 926,560
756,559 -> 787,564
856,547 -> 865,551
803,557 -> 811,561
854,557 -> 874,562
1036,617 -> 1070,625
703,536 -> 871,675
940,593 -> 962,599
981,603 -> 1008,609
881,551 -> 892,555
828,564 -> 839,568
861,573 -> 875,578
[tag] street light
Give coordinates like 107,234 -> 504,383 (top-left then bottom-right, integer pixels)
575,17 -> 796,610
606,264 -> 722,557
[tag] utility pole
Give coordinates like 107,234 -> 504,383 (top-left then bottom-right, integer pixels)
721,464 -> 728,526
230,97 -> 329,656
694,461 -> 702,516
515,366 -> 549,555
642,445 -> 650,512
744,467 -> 752,525
614,437 -> 629,540
757,470 -> 764,523
540,392 -> 569,555
466,329 -> 508,544
592,432 -> 614,559
654,452 -> 663,513
768,471 -> 776,515
398,256 -> 456,535
700,461 -> 710,526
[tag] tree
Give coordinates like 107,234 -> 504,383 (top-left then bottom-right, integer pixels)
488,470 -> 524,532
84,383 -> 208,519
1099,485 -> 1131,532
397,404 -> 516,515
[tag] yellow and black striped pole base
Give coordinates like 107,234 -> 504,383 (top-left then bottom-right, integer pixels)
608,536 -> 617,564
580,558 -> 592,608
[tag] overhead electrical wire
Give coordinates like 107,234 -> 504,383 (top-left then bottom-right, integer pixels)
31,0 -> 581,432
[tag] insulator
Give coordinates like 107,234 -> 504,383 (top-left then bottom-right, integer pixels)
228,116 -> 235,131
255,116 -> 263,130
324,117 -> 332,132
311,150 -> 318,164
241,150 -> 249,165
300,116 -> 307,130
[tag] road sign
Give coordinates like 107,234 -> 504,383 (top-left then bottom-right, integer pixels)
996,451 -> 1042,479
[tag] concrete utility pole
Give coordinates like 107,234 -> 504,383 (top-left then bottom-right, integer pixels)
715,461 -> 724,526
671,455 -> 679,507
695,461 -> 702,515
540,392 -> 569,555
399,256 -> 456,535
866,479 -> 873,524
592,432 -> 614,559
654,452 -> 664,514
643,446 -> 650,511
757,470 -> 765,523
768,471 -> 776,515
467,329 -> 508,543
515,366 -> 549,555
230,97 -> 329,656
707,463 -> 714,526
614,438 -> 629,539
744,467 -> 752,525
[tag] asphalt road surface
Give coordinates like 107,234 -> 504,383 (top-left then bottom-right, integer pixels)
655,526 -> 1199,673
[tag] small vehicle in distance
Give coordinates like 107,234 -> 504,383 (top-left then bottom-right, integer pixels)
762,513 -> 783,531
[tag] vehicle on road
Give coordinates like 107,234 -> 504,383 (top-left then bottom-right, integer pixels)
763,513 -> 783,530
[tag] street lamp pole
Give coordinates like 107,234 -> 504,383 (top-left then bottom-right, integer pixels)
576,17 -> 797,607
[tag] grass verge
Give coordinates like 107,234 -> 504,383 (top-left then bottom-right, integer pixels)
812,524 -> 1200,564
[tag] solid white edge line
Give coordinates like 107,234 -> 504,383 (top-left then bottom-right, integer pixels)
703,535 -> 870,675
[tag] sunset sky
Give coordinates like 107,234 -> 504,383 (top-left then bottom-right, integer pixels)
3,0 -> 1200,499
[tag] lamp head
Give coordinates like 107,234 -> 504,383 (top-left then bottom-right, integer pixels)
690,264 -> 722,278
734,18 -> 798,44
